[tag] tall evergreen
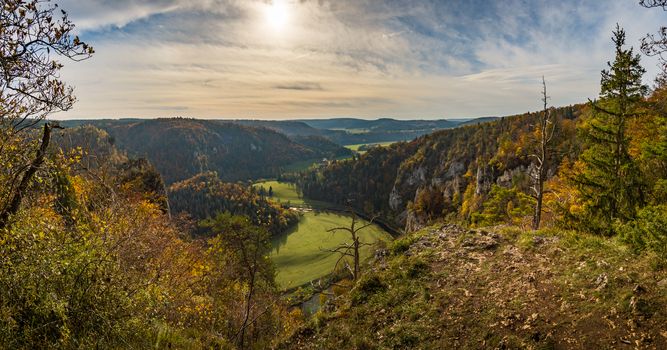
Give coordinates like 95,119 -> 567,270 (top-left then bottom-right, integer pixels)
573,25 -> 648,234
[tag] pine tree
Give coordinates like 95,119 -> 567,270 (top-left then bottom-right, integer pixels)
573,25 -> 648,235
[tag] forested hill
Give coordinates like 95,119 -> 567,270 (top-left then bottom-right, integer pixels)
65,118 -> 351,184
168,172 -> 299,236
225,117 -> 498,145
299,117 -> 462,131
228,119 -> 327,137
295,105 -> 582,230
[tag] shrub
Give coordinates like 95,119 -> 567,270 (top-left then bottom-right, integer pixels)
618,205 -> 667,260
350,275 -> 386,306
472,185 -> 533,227
406,259 -> 430,279
390,236 -> 414,255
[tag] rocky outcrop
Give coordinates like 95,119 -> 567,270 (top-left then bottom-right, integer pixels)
444,161 -> 465,180
475,164 -> 493,195
404,210 -> 424,233
285,224 -> 667,349
496,165 -> 527,188
407,166 -> 427,186
388,186 -> 402,211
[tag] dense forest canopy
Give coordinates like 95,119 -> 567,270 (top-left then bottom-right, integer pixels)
169,171 -> 299,236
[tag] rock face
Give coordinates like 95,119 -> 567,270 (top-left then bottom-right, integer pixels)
389,186 -> 402,211
475,165 -> 493,195
407,166 -> 427,186
404,210 -> 424,234
497,165 -> 528,188
444,161 -> 465,180
387,157 -> 537,230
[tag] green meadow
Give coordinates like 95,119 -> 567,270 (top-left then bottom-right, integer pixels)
271,211 -> 391,289
344,141 -> 396,153
255,180 -> 393,290
253,180 -> 305,205
253,180 -> 331,208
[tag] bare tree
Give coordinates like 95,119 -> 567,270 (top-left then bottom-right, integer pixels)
641,0 -> 667,6
324,208 -> 376,281
0,0 -> 93,229
529,77 -> 557,230
640,0 -> 667,80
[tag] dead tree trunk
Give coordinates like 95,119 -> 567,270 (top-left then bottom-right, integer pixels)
531,77 -> 557,230
325,208 -> 376,281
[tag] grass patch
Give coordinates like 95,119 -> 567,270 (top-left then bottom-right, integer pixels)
390,235 -> 415,255
350,275 -> 387,306
344,141 -> 396,153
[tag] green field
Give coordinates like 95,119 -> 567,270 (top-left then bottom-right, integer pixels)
253,180 -> 304,205
255,180 -> 393,289
271,211 -> 391,289
344,141 -> 396,153
253,180 -> 331,208
282,158 -> 320,173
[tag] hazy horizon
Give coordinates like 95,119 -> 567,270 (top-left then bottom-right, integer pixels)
53,0 -> 664,120
52,115 -> 494,122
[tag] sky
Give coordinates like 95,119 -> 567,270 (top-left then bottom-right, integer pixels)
52,0 -> 667,120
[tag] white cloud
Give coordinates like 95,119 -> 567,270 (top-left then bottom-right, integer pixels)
52,0 -> 667,120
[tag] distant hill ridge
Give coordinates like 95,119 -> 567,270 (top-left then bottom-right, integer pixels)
61,118 -> 352,184
231,117 -> 497,145
57,116 -> 497,184
60,116 -> 497,147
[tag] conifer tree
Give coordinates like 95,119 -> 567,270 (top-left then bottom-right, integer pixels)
573,25 -> 648,234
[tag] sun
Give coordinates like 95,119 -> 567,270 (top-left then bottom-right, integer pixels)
264,0 -> 289,31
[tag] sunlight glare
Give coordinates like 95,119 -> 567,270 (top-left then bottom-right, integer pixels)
264,0 -> 289,31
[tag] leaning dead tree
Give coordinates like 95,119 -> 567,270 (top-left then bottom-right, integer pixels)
0,0 -> 93,229
324,208 -> 377,281
529,77 -> 557,230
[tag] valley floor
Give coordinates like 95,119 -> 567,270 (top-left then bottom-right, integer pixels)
254,180 -> 393,290
283,224 -> 667,349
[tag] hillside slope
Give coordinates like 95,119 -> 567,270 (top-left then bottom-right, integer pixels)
301,117 -> 498,145
285,225 -> 667,349
227,117 -> 499,146
297,106 -> 580,230
71,118 -> 351,183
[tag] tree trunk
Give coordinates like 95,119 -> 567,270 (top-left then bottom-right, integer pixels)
238,274 -> 255,349
0,123 -> 52,230
353,237 -> 360,280
532,183 -> 543,230
532,77 -> 554,230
